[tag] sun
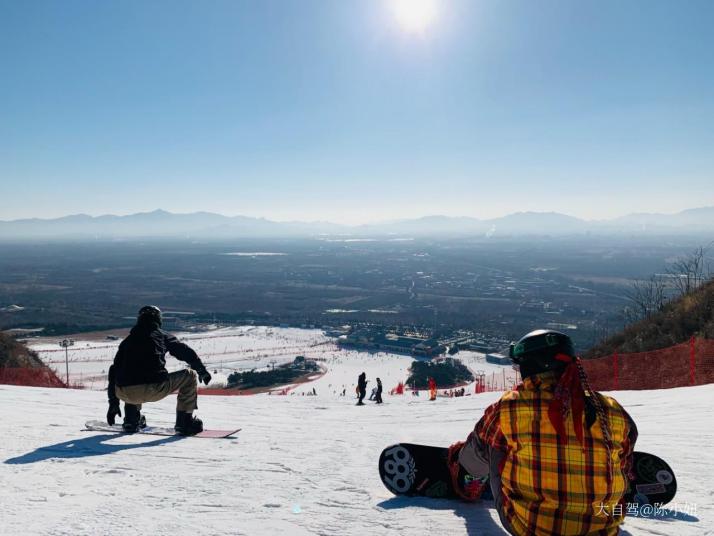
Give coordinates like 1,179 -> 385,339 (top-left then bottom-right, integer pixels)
390,0 -> 438,34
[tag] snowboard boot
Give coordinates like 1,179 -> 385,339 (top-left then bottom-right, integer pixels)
447,441 -> 488,501
175,411 -> 203,436
122,404 -> 147,433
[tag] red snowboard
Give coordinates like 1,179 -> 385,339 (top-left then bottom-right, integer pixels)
84,420 -> 240,439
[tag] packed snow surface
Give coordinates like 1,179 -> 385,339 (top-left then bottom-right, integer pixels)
2,331 -> 711,535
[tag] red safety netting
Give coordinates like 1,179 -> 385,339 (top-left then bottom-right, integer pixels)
582,337 -> 714,391
389,382 -> 405,395
0,367 -> 66,388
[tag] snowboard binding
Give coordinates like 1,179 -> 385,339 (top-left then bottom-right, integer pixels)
121,404 -> 147,433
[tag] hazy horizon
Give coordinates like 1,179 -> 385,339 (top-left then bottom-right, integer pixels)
2,205 -> 714,226
2,1 -> 713,224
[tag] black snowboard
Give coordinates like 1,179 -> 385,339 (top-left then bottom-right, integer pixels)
628,450 -> 677,505
378,443 -> 676,505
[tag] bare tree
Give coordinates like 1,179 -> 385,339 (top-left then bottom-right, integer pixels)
625,275 -> 667,321
667,246 -> 710,296
620,243 -> 713,327
620,305 -> 639,326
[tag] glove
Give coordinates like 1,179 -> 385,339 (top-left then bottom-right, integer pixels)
198,369 -> 212,386
107,400 -> 121,425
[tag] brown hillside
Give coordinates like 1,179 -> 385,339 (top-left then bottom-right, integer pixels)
585,278 -> 714,358
0,331 -> 48,368
0,331 -> 65,386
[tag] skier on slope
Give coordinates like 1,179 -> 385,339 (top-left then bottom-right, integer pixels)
449,329 -> 638,536
105,306 -> 212,435
428,377 -> 437,401
357,372 -> 367,405
375,377 -> 383,404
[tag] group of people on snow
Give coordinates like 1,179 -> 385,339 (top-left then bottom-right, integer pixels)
105,306 -> 639,536
356,372 -> 382,405
443,387 -> 467,398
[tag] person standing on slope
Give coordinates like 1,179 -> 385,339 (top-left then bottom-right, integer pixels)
106,306 -> 212,435
428,377 -> 437,401
375,377 -> 383,404
357,372 -> 367,406
449,329 -> 638,536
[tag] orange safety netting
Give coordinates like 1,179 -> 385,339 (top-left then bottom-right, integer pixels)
5,339 -> 713,393
0,367 -> 66,388
197,388 -> 244,396
581,337 -> 714,391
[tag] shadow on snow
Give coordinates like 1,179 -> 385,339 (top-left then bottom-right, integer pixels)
376,496 -> 699,535
4,433 -> 184,465
627,507 -> 699,523
377,496 -> 508,535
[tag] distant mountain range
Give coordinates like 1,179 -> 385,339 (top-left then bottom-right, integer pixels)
0,207 -> 712,239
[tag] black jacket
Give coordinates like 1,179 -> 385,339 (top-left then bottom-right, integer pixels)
107,322 -> 206,402
357,373 -> 367,391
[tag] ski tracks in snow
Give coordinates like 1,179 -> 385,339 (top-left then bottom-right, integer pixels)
1,378 -> 712,535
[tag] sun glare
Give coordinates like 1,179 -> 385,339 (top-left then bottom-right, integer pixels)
390,0 -> 438,34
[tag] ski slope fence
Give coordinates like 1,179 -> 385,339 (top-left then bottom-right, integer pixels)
4,337 -> 713,392
582,337 -> 714,391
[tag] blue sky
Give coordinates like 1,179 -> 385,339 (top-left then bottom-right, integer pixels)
1,0 -> 712,223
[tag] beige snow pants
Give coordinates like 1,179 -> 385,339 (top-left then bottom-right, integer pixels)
115,369 -> 198,412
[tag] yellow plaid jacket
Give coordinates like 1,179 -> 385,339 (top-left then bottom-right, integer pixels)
473,372 -> 637,536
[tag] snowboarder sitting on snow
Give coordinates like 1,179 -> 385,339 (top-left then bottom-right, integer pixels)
450,329 -> 638,536
106,305 -> 212,435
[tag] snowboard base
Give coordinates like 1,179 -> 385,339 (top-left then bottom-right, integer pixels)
379,443 -> 460,499
379,443 -> 676,506
84,420 -> 240,439
628,451 -> 677,505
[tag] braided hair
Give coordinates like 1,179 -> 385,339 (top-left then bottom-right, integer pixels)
576,358 -> 614,481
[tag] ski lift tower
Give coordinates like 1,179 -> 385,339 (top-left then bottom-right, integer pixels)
59,339 -> 74,387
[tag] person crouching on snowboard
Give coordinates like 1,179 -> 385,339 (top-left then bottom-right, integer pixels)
106,306 -> 212,435
450,329 -> 638,536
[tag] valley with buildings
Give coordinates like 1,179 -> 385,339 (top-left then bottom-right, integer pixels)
0,235 -> 704,353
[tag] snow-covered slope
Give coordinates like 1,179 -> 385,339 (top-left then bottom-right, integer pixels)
1,372 -> 711,535
29,326 -> 519,393
30,326 -> 334,389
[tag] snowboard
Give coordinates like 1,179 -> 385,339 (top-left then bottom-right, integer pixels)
378,443 -> 676,506
84,420 -> 240,439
